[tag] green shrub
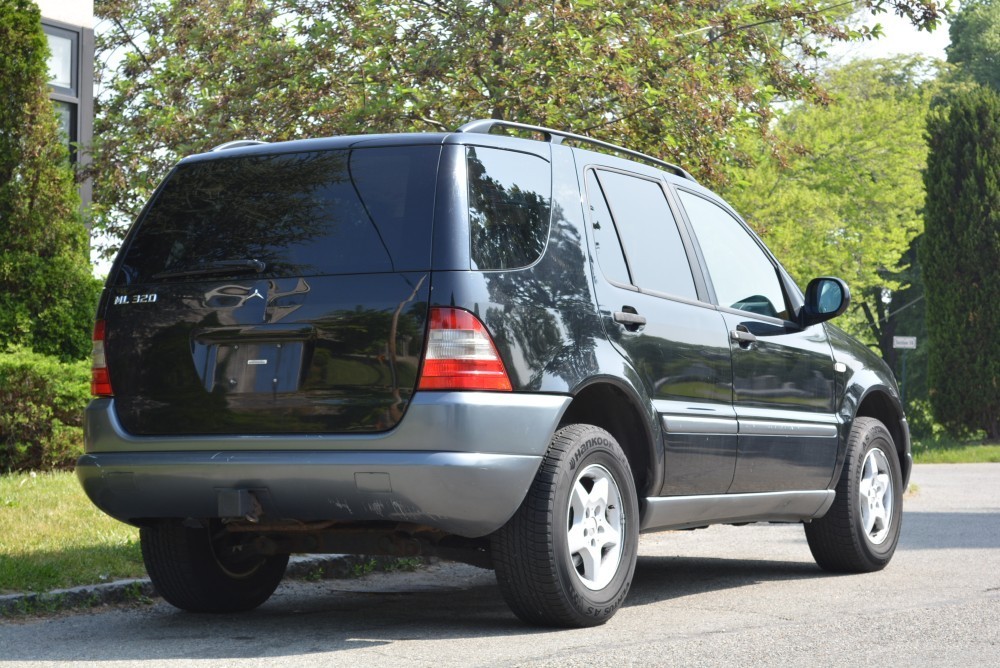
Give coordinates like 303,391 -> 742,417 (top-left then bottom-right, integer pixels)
906,399 -> 945,439
0,348 -> 90,472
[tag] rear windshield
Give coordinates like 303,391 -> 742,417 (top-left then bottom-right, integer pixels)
115,146 -> 440,284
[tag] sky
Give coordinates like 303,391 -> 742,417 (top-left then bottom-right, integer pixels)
829,10 -> 952,62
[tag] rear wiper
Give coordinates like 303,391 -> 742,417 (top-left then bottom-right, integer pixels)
152,259 -> 267,280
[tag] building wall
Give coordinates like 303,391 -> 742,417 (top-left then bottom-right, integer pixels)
38,0 -> 95,209
36,0 -> 93,28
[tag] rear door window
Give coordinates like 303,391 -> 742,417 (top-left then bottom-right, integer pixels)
593,169 -> 697,300
116,146 -> 440,284
585,171 -> 631,286
467,146 -> 551,270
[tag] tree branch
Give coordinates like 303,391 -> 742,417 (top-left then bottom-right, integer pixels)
111,16 -> 153,72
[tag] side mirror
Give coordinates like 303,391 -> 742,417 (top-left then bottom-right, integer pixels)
801,277 -> 850,327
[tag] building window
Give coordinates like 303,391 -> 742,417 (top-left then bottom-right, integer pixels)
53,100 -> 76,143
39,11 -> 95,209
42,24 -> 80,156
46,30 -> 76,92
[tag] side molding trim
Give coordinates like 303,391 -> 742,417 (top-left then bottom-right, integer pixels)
640,490 -> 835,532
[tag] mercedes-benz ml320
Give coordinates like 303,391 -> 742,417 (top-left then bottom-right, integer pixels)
79,120 -> 909,627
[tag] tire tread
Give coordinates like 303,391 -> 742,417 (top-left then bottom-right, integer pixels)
491,424 -> 636,627
141,521 -> 288,613
805,416 -> 901,573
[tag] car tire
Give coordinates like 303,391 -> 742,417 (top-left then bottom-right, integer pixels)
491,424 -> 639,627
805,416 -> 903,572
141,520 -> 289,612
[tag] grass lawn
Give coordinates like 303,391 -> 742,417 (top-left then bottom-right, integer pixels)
911,435 -> 1000,464
0,471 -> 144,595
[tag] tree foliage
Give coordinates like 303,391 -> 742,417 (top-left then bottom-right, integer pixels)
921,85 -> 1000,440
722,56 -> 936,354
947,0 -> 1000,92
0,0 -> 101,360
90,0 -> 945,256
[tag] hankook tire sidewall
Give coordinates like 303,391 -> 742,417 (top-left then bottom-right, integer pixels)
552,433 -> 639,618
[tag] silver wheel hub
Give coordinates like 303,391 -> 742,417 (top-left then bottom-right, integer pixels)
858,448 -> 894,545
566,463 -> 625,590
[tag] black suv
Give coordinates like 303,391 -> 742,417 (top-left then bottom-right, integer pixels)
78,120 -> 909,627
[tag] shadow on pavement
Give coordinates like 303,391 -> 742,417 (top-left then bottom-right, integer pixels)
8,509 -> 989,660
0,554 -> 830,662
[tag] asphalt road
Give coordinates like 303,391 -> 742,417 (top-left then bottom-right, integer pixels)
2,463 -> 998,667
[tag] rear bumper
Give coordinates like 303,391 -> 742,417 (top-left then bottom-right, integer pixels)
78,392 -> 571,537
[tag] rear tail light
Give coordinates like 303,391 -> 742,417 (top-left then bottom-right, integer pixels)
91,320 -> 113,397
418,307 -> 512,391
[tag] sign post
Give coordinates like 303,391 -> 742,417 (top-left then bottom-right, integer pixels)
892,336 -> 917,405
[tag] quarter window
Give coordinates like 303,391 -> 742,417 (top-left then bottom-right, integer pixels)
468,147 -> 551,270
678,191 -> 789,319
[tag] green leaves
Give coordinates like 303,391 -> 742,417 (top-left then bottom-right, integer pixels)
0,348 -> 91,472
91,1 -> 946,257
722,56 -> 937,347
947,0 -> 1000,92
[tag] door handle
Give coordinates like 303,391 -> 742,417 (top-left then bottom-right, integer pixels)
613,309 -> 646,332
730,326 -> 757,347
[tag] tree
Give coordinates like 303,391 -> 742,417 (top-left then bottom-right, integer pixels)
90,0 -> 946,257
921,85 -> 1000,440
722,56 -> 937,357
947,0 -> 1000,92
884,233 -> 934,432
0,0 -> 101,360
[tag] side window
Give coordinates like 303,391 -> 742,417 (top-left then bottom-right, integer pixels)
596,170 -> 697,300
467,146 -> 551,270
585,171 -> 630,285
678,190 -> 789,320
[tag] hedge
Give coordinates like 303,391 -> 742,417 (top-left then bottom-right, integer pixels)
0,347 -> 90,472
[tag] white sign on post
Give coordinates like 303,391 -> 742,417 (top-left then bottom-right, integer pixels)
893,336 -> 917,350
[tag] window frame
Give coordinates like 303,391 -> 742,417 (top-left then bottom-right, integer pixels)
671,185 -> 795,325
44,25 -> 78,95
41,20 -> 92,173
583,165 -> 707,304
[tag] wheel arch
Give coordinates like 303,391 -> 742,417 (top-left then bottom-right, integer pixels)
558,377 -> 660,499
854,387 -> 911,488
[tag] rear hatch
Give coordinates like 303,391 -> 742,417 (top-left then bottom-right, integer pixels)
102,142 -> 440,435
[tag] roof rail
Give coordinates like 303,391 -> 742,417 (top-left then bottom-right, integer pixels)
456,119 -> 696,182
211,139 -> 269,152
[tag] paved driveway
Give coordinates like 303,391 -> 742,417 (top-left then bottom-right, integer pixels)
2,463 -> 998,666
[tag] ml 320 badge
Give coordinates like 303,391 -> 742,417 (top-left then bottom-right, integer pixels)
113,293 -> 158,305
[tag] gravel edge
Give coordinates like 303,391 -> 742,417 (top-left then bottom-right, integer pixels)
0,554 -> 371,617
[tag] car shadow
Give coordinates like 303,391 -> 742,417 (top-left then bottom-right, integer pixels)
628,553 -> 821,608
1,554 -> 832,662
8,508 -> 993,661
